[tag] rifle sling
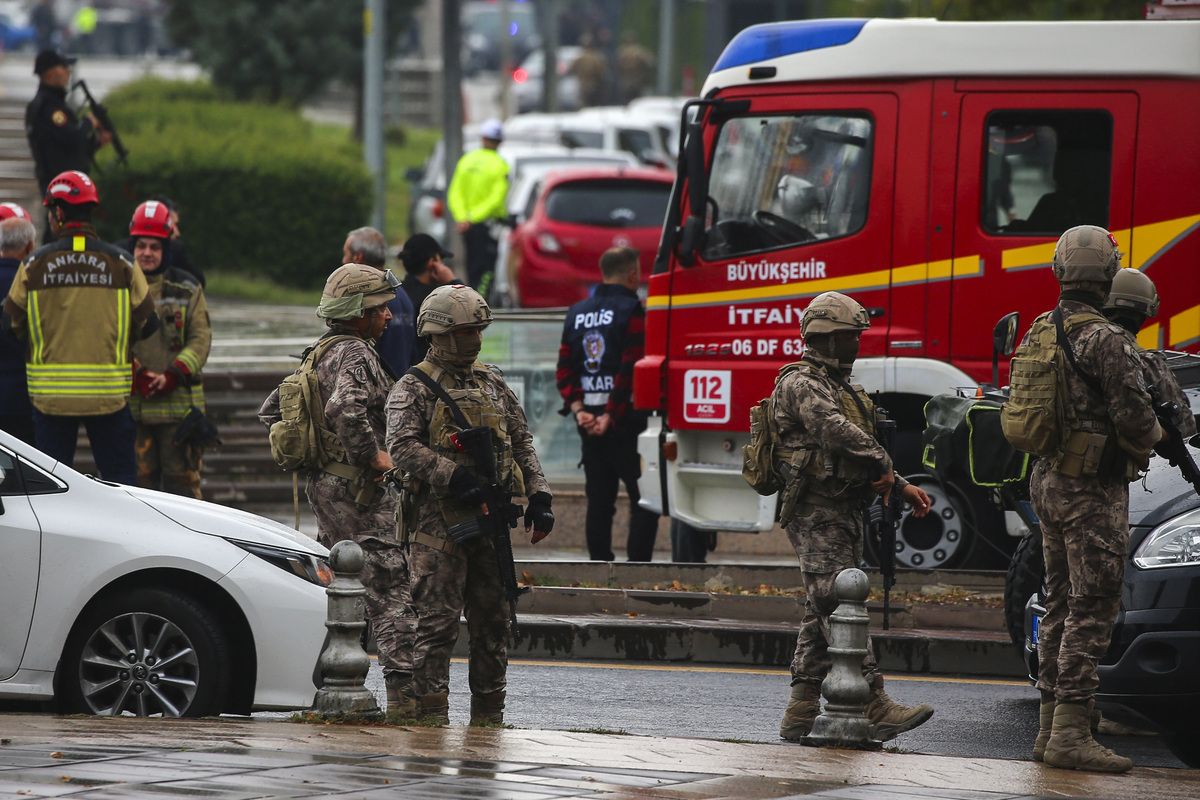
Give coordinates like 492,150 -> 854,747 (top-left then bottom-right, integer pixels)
407,365 -> 473,430
1052,307 -> 1105,397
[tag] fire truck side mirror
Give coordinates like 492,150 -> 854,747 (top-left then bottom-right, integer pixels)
993,311 -> 1020,357
677,216 -> 704,267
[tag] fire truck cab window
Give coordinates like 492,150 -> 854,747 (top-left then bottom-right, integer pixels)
702,114 -> 872,260
984,110 -> 1113,235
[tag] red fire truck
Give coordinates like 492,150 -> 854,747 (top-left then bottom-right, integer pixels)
634,18 -> 1200,567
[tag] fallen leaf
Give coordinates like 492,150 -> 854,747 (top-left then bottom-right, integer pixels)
50,752 -> 63,759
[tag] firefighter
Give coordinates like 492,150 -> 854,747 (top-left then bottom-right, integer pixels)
127,200 -> 213,498
3,171 -> 155,483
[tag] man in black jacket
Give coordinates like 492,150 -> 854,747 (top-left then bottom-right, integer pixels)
397,233 -> 457,362
556,247 -> 659,561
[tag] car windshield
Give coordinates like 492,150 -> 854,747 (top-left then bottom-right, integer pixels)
703,113 -> 873,259
545,180 -> 670,228
561,129 -> 604,149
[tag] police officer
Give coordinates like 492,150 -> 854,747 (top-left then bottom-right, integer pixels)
1025,227 -> 1163,773
447,120 -> 509,296
4,171 -> 154,483
385,284 -> 553,726
556,246 -> 659,561
774,291 -> 933,743
26,50 -> 110,197
257,263 -> 415,716
127,200 -> 213,498
1104,268 -> 1196,439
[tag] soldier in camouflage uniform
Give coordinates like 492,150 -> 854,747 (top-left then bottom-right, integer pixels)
1104,268 -> 1196,439
127,200 -> 212,498
385,284 -> 554,726
258,264 -> 416,715
1026,227 -> 1163,773
774,291 -> 934,743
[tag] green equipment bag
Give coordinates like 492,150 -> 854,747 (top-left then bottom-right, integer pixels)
924,394 -> 1029,487
268,335 -> 357,471
1000,308 -> 1106,457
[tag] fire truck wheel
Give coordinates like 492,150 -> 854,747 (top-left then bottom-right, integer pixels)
866,474 -> 976,570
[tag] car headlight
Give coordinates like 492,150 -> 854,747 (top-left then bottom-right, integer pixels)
230,540 -> 333,586
1133,508 -> 1200,569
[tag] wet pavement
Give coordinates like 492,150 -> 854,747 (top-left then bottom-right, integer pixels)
0,712 -> 1195,799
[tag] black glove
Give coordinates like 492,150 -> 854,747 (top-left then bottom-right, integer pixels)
448,466 -> 486,506
525,491 -> 554,533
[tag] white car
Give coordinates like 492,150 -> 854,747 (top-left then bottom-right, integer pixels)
0,432 -> 329,716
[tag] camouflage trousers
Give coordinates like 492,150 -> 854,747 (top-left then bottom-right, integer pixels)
408,536 -> 510,701
135,423 -> 202,499
786,502 -> 882,689
1030,460 -> 1128,704
307,472 -> 413,675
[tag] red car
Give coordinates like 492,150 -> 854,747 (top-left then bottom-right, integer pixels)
510,166 -> 674,308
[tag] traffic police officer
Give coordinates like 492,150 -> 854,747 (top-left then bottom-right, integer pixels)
447,120 -> 509,296
127,200 -> 213,498
556,246 -> 659,561
258,263 -> 415,716
1026,227 -> 1163,773
385,284 -> 553,726
774,291 -> 934,743
3,171 -> 154,483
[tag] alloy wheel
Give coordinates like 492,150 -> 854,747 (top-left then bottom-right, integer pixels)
77,612 -> 200,716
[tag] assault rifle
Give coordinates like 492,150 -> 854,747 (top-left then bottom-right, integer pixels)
867,416 -> 902,630
1149,388 -> 1200,495
73,80 -> 128,165
445,426 -> 527,632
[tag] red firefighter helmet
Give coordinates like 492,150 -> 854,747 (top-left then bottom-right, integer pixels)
43,170 -> 99,207
129,200 -> 173,239
0,202 -> 31,221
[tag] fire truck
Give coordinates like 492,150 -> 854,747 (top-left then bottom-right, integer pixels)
633,18 -> 1200,567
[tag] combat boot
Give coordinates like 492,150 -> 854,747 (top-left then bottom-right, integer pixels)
469,691 -> 506,727
1032,692 -> 1055,762
385,672 -> 417,719
779,683 -> 821,741
866,686 -> 934,741
1043,702 -> 1132,773
416,692 -> 450,726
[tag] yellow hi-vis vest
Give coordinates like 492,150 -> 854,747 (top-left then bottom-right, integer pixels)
6,234 -> 150,416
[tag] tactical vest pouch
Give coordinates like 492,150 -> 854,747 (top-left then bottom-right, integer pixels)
1058,431 -> 1107,478
268,335 -> 356,472
743,399 -> 783,496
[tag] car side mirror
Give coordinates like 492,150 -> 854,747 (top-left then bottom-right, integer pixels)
991,311 -> 1020,387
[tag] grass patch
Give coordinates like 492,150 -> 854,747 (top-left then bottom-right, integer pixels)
566,727 -> 630,736
291,710 -> 448,727
206,270 -> 323,306
311,122 -> 441,243
716,737 -> 760,744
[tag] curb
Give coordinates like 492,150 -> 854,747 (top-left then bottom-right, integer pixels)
451,614 -> 1027,677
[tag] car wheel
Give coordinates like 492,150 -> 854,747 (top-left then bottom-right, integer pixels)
866,474 -> 976,570
1003,527 -> 1044,650
59,588 -> 231,717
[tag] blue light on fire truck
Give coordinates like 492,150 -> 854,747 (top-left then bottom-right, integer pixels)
712,19 -> 868,72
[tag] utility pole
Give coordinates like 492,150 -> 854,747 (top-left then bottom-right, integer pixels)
656,0 -> 676,95
363,0 -> 386,232
443,0 -> 465,252
540,0 -> 559,112
498,0 -> 513,119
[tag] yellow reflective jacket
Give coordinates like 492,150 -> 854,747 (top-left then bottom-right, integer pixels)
447,147 -> 509,224
130,266 -> 211,424
4,228 -> 153,416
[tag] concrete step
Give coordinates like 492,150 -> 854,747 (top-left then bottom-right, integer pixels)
455,613 -> 1025,676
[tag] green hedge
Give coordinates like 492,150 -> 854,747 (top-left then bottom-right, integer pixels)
92,78 -> 370,288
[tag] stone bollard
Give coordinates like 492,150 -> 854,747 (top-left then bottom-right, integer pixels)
802,567 -> 881,750
311,540 -> 381,717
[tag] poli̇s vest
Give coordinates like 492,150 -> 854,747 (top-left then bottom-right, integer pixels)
561,285 -> 641,412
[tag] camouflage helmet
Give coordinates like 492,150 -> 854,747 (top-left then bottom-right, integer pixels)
316,263 -> 399,320
1105,268 -> 1160,318
801,291 -> 870,338
1051,225 -> 1122,286
417,284 -> 493,336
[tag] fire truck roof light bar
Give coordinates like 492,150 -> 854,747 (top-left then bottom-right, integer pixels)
712,19 -> 868,72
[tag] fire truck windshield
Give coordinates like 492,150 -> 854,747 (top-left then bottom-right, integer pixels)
701,114 -> 872,260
